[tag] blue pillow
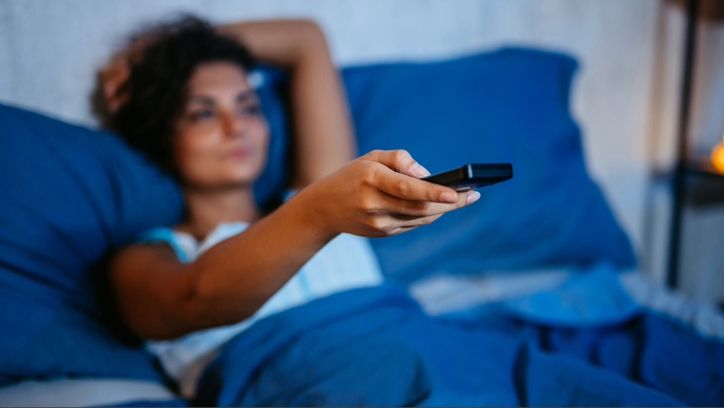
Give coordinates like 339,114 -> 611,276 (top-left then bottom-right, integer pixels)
341,47 -> 636,282
0,105 -> 184,384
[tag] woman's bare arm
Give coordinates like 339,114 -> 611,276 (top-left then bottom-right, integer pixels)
218,19 -> 355,187
110,151 -> 478,340
110,189 -> 334,340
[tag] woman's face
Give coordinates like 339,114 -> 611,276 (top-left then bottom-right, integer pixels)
174,61 -> 268,190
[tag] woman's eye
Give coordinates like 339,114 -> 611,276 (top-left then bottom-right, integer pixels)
238,104 -> 261,117
188,110 -> 215,122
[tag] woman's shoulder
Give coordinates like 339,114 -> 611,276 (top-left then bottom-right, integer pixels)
135,226 -> 196,263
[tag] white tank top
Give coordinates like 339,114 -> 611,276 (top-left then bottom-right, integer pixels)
139,222 -> 384,398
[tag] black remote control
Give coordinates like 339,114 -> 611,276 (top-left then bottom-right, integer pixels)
422,163 -> 513,191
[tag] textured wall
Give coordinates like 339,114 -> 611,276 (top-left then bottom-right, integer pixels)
0,0 -> 664,268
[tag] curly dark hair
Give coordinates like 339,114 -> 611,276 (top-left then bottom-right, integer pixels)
92,16 -> 256,177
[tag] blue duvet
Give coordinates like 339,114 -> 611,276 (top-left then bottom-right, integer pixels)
194,277 -> 723,406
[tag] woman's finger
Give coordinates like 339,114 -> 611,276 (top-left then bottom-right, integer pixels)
381,213 -> 444,235
370,165 -> 460,203
374,189 -> 479,217
361,149 -> 461,203
363,149 -> 431,178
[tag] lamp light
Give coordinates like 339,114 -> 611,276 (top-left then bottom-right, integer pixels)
711,131 -> 724,174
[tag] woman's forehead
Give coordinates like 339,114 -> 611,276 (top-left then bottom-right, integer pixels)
187,61 -> 251,95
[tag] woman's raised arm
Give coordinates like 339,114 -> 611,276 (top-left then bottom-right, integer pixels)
218,19 -> 355,188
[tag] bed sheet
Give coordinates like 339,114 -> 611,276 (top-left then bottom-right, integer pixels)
410,267 -> 574,315
0,378 -> 183,407
411,264 -> 724,340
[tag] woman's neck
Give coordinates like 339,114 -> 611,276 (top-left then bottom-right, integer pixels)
178,186 -> 259,240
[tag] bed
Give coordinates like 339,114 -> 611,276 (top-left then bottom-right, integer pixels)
0,47 -> 722,406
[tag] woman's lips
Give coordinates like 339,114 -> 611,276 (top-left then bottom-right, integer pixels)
227,146 -> 254,159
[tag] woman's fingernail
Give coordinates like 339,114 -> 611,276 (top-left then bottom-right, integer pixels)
467,190 -> 481,204
410,163 -> 431,178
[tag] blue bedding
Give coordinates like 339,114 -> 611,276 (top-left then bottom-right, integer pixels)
193,278 -> 723,407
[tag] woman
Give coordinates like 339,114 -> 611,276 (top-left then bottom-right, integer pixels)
96,16 -> 479,398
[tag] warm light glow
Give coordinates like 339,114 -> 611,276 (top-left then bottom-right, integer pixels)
712,142 -> 724,174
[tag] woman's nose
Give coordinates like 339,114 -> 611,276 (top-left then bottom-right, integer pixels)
220,111 -> 246,139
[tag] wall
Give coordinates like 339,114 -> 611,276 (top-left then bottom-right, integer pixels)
0,0 -> 666,273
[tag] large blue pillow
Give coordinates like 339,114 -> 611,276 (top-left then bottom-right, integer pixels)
0,105 -> 184,384
341,47 -> 636,282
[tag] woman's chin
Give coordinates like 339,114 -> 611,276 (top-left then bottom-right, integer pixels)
222,174 -> 259,189
185,175 -> 258,192
231,170 -> 266,187
182,164 -> 265,191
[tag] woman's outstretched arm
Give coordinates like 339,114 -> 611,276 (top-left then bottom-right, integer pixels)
110,150 -> 479,340
218,19 -> 355,188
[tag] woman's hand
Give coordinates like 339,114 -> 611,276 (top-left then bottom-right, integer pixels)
294,150 -> 480,238
97,34 -> 156,114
